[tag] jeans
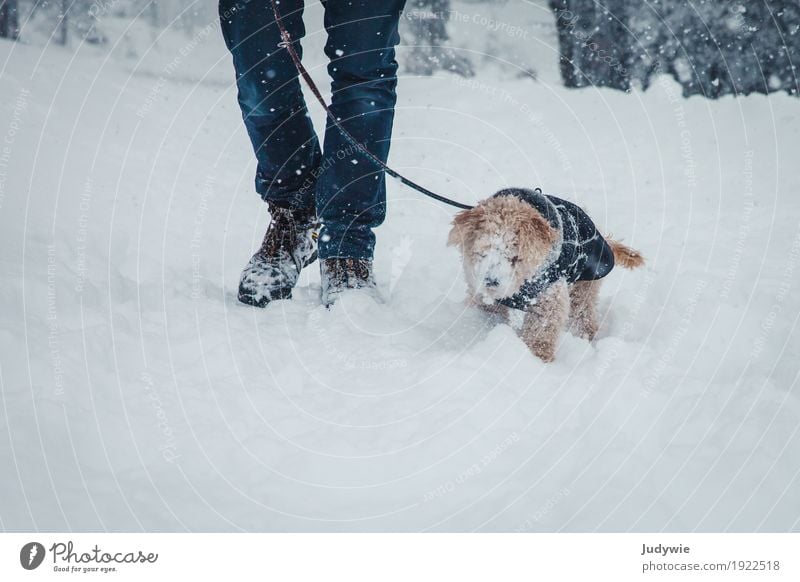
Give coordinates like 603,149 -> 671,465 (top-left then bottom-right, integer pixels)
219,0 -> 407,260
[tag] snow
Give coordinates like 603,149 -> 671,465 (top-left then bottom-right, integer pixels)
1,5 -> 799,533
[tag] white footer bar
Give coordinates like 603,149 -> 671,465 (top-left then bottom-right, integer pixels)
2,533 -> 797,581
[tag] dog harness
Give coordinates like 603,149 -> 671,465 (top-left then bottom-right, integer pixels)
495,188 -> 615,311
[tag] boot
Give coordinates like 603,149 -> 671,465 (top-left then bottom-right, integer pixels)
320,258 -> 376,307
238,202 -> 318,307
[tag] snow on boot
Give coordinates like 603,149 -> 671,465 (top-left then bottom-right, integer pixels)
238,203 -> 318,307
320,258 -> 376,307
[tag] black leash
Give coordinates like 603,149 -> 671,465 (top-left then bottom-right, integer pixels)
269,0 -> 474,211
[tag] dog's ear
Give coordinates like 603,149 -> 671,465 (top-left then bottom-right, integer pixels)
447,206 -> 484,248
516,210 -> 557,255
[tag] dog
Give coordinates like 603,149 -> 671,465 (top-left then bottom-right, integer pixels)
448,188 -> 644,362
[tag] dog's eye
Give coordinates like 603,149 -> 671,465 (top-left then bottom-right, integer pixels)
509,256 -> 521,266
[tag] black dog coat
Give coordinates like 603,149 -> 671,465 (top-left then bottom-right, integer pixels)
493,188 -> 615,311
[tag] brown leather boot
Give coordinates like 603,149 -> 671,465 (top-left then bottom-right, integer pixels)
319,258 -> 376,307
238,203 -> 318,307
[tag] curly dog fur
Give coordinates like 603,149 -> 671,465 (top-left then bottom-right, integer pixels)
449,194 -> 644,362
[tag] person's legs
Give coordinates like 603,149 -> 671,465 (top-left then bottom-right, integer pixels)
219,0 -> 320,208
221,0 -> 323,306
316,0 -> 407,259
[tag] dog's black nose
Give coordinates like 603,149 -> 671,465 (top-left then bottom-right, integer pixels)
484,277 -> 500,288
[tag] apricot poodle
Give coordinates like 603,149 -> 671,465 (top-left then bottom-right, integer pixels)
448,188 -> 644,362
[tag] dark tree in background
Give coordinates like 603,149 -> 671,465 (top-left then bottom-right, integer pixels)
403,0 -> 474,77
5,0 -> 197,45
551,0 -> 800,98
0,0 -> 19,40
56,0 -> 107,45
550,0 -> 631,89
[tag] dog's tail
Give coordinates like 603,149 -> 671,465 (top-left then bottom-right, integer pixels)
607,238 -> 645,269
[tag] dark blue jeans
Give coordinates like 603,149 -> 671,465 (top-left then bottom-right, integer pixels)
219,0 -> 407,260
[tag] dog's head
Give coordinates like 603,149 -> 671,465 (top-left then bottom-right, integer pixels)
447,195 -> 558,304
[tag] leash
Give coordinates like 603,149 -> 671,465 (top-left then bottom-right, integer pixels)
269,0 -> 474,210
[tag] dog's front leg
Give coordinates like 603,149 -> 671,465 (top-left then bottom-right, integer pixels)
519,280 -> 570,362
477,301 -> 510,321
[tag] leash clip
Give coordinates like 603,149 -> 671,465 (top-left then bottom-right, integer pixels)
277,30 -> 292,48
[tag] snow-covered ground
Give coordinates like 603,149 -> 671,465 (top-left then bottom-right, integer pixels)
1,3 -> 799,532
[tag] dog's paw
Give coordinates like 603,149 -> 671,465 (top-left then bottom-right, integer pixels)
531,341 -> 556,363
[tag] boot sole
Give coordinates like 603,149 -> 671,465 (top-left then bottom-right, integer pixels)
238,286 -> 293,308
